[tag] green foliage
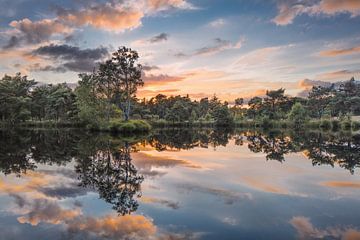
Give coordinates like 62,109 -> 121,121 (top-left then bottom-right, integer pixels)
320,119 -> 331,130
109,120 -> 151,133
0,73 -> 36,124
287,102 -> 308,126
212,105 -> 233,126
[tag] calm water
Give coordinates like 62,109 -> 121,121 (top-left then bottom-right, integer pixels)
0,129 -> 359,240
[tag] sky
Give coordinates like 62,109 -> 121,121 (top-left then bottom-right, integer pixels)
0,0 -> 360,101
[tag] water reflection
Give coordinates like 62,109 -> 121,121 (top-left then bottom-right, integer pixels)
0,128 -> 360,239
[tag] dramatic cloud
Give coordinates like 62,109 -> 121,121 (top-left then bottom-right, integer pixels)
57,3 -> 144,31
17,199 -> 81,226
273,0 -> 360,26
319,44 -> 360,57
31,44 -> 109,72
6,18 -> 71,47
3,0 -> 194,48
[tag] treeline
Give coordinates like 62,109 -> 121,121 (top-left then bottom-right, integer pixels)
1,46 -> 360,129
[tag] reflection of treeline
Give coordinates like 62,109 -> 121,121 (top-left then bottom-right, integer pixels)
0,130 -> 144,215
1,129 -> 359,177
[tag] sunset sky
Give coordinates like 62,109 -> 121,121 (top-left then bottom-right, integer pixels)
0,0 -> 360,101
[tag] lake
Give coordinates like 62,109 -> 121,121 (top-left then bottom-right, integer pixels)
0,129 -> 359,239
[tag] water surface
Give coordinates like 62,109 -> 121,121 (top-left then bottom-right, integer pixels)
0,129 -> 359,239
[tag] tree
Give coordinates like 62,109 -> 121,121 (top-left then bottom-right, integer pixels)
212,105 -> 233,126
234,98 -> 244,108
287,102 -> 308,126
111,47 -> 143,121
264,88 -> 287,119
307,85 -> 333,118
0,73 -> 36,124
247,97 -> 263,119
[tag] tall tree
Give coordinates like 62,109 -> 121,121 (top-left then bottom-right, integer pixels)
111,47 -> 143,121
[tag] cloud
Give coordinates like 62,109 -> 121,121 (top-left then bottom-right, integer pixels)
147,0 -> 195,11
177,183 -> 252,205
31,44 -> 109,72
241,176 -> 289,195
58,3 -> 144,31
209,18 -> 227,28
3,0 -> 194,48
17,199 -> 81,226
2,36 -> 21,49
142,64 -> 160,71
149,33 -> 169,43
298,78 -> 332,89
316,69 -> 360,81
290,216 -> 360,240
133,33 -> 170,46
143,73 -> 186,86
273,0 -> 360,26
133,152 -> 202,177
320,181 -> 360,188
319,45 -> 360,57
141,196 -> 180,209
194,38 -> 243,56
7,18 -> 71,46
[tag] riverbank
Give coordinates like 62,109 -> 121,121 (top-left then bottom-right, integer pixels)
1,118 -> 360,133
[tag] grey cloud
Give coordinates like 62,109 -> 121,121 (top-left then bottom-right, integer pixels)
149,33 -> 169,43
177,183 -> 252,205
31,44 -> 109,73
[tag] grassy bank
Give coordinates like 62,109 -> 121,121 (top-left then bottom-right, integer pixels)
0,119 -> 152,133
1,118 -> 360,133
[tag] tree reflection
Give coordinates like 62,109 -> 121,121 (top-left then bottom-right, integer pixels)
0,128 -> 360,217
75,137 -> 143,215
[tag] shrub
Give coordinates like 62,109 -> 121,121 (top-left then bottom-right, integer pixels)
331,119 -> 340,131
319,119 -> 331,130
107,119 -> 151,133
352,121 -> 360,131
341,120 -> 352,131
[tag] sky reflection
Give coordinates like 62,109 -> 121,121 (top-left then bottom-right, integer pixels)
0,129 -> 359,239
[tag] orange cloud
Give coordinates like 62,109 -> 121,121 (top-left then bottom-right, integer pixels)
290,216 -> 360,240
318,0 -> 360,16
319,45 -> 360,57
320,181 -> 360,188
316,69 -> 360,81
143,73 -> 185,86
133,152 -> 202,170
242,176 -> 288,194
17,200 -> 81,226
273,0 -> 360,26
59,4 -> 144,31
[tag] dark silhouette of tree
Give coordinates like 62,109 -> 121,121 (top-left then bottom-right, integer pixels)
76,139 -> 143,215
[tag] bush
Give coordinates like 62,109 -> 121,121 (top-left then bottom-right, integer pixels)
319,119 -> 331,130
341,120 -> 352,131
331,119 -> 340,131
109,119 -> 151,133
352,121 -> 360,131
